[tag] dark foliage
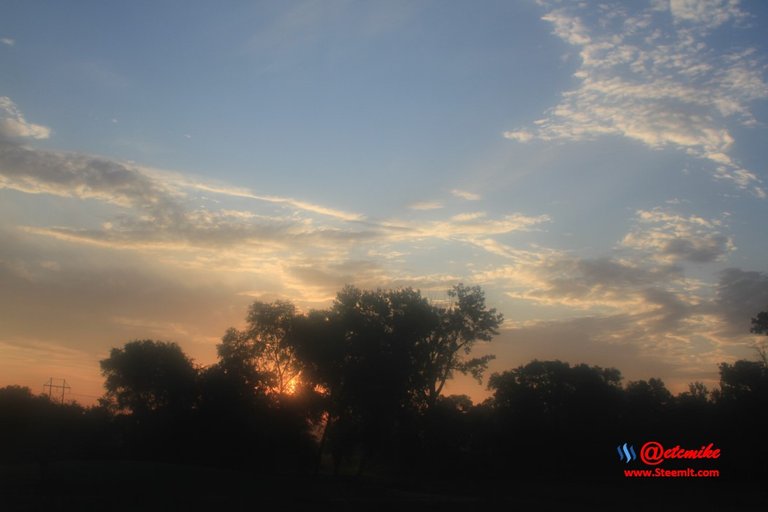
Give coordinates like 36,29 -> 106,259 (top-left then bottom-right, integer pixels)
3,300 -> 768,503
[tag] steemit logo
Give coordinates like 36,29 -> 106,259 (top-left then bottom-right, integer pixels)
617,443 -> 637,463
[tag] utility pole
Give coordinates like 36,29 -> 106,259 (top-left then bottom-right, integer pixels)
43,378 -> 71,404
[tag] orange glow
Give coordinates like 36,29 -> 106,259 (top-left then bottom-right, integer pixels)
283,375 -> 300,395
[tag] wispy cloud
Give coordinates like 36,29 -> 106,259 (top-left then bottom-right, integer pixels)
504,1 -> 767,196
621,207 -> 734,263
668,0 -> 747,30
711,267 -> 768,336
179,181 -> 365,222
451,189 -> 481,201
463,195 -> 767,387
471,243 -> 763,387
451,212 -> 486,222
408,200 -> 443,211
0,97 -> 51,140
0,106 -> 548,294
0,138 -> 183,224
407,213 -> 548,241
1,37 -> 14,47
473,248 -> 683,313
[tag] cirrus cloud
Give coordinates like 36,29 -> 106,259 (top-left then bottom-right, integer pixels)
0,97 -> 51,140
504,1 -> 767,197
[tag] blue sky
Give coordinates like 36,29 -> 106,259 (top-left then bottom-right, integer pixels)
1,0 -> 767,402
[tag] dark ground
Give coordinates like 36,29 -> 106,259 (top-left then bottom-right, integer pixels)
2,460 -> 766,511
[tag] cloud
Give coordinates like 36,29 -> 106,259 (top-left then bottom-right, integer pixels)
621,207 -> 734,263
0,225 -> 255,399
476,250 -> 684,314
493,313 -> 719,393
0,129 -> 369,251
1,37 -> 14,46
401,213 -> 549,242
6,115 -> 743,385
0,138 -> 183,221
0,131 -> 759,400
463,212 -> 764,389
183,181 -> 364,222
711,268 -> 768,337
505,1 -> 767,196
0,97 -> 51,140
502,130 -> 534,143
0,99 -> 552,298
27,207 -> 549,260
668,0 -> 747,30
541,9 -> 591,46
497,316 -> 672,373
409,200 -> 443,211
0,135 -> 353,255
0,227 -> 250,354
0,119 -> 548,297
466,206 -> 736,355
477,255 -> 763,391
451,212 -> 486,222
451,189 -> 481,201
467,225 -> 716,362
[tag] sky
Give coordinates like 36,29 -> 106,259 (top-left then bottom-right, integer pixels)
1,0 -> 768,404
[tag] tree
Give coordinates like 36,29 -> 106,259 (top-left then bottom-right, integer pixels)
287,284 -> 502,474
0,386 -> 107,466
751,310 -> 768,335
217,300 -> 301,396
488,360 -> 623,423
750,310 -> 768,365
625,377 -> 673,409
718,360 -> 768,400
487,360 -> 624,476
215,327 -> 264,396
713,311 -> 768,404
246,300 -> 301,395
677,381 -> 710,404
100,340 -> 197,416
323,286 -> 434,473
419,284 -> 503,409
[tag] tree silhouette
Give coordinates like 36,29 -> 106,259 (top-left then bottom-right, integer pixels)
716,355 -> 768,478
217,300 -> 301,396
282,285 -> 502,475
487,360 -> 624,475
10,290 -> 755,493
750,309 -> 768,364
718,359 -> 768,400
419,284 -> 503,409
215,327 -> 265,397
0,385 -> 112,470
489,360 -> 622,427
246,300 -> 302,395
202,302 -> 327,472
750,310 -> 768,335
322,286 -> 433,474
100,339 -> 197,416
625,377 -> 673,410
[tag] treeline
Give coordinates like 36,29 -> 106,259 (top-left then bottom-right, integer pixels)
2,285 -> 767,485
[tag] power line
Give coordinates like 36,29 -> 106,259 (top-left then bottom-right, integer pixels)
43,378 -> 70,404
